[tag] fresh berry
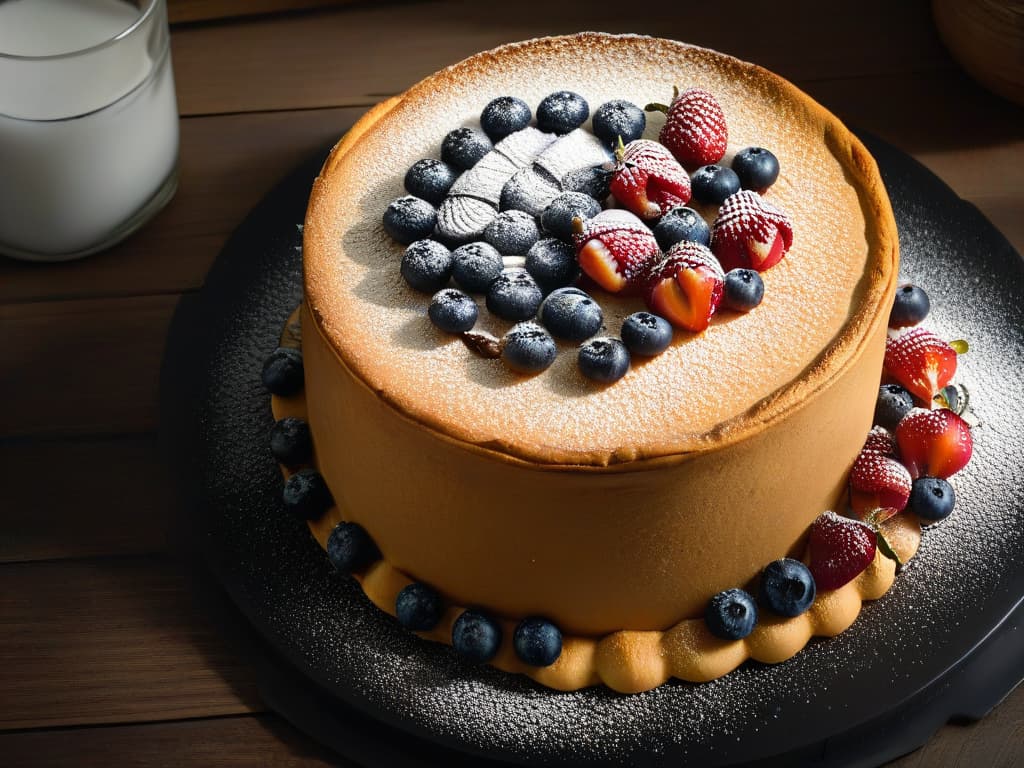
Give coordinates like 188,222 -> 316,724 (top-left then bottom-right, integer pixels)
539,288 -> 603,341
404,158 -> 458,205
451,609 -> 502,663
562,166 -> 613,201
895,407 -> 973,479
441,127 -> 493,170
383,195 -> 437,244
711,190 -> 793,272
908,477 -> 956,522
644,241 -> 725,332
862,425 -> 898,457
501,322 -> 557,374
484,210 -> 540,255
653,206 -> 710,250
808,511 -> 877,591
875,384 -> 915,431
282,468 -> 332,520
536,91 -> 589,134
884,327 -> 958,403
610,138 -> 691,220
451,241 -> 503,293
261,347 -> 304,396
428,288 -> 478,333
395,582 -> 444,631
573,209 -> 661,293
889,283 -> 931,328
704,589 -> 758,640
401,238 -> 453,293
540,191 -> 602,242
731,147 -> 780,193
591,99 -> 646,147
525,238 -> 579,292
758,558 -> 816,617
578,337 -> 630,383
690,164 -> 741,206
326,521 -> 380,574
269,417 -> 312,468
486,268 -> 544,321
480,96 -> 532,142
722,268 -> 764,311
646,87 -> 728,169
849,449 -> 912,523
620,312 -> 673,356
513,617 -> 562,666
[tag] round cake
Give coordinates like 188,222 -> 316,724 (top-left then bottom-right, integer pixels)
294,33 -> 902,692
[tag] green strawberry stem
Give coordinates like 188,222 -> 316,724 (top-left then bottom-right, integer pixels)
875,528 -> 904,571
614,136 -> 627,163
644,102 -> 669,114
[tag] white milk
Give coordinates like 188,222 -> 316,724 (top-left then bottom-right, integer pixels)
0,0 -> 179,260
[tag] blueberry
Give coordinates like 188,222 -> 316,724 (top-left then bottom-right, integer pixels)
691,165 -> 742,206
889,283 -> 931,328
486,267 -> 543,321
404,158 -> 458,205
269,417 -> 312,468
525,238 -> 579,292
282,468 -> 333,520
261,347 -> 304,396
875,384 -> 915,431
653,206 -> 710,250
441,127 -> 493,170
536,91 -> 589,134
451,241 -> 504,293
909,477 -> 956,522
400,239 -> 453,293
732,147 -> 780,192
501,322 -> 557,374
383,195 -> 437,244
480,96 -> 532,142
451,609 -> 502,663
620,312 -> 673,356
705,588 -> 758,640
562,166 -> 614,200
578,337 -> 630,383
759,558 -> 816,617
395,582 -> 444,631
539,288 -> 603,341
540,191 -> 602,242
591,99 -> 646,147
326,520 -> 380,574
483,210 -> 540,255
723,268 -> 765,312
513,617 -> 562,667
428,288 -> 478,333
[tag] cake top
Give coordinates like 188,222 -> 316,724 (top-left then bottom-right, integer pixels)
304,33 -> 896,467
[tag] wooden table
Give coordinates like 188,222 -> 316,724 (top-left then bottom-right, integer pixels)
2,1 -> 1022,765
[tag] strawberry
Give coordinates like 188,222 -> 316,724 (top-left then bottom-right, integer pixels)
849,449 -> 911,524
572,209 -> 661,293
609,139 -> 691,220
644,241 -> 724,332
862,425 -> 898,458
645,87 -> 728,169
710,190 -> 793,272
808,511 -> 877,591
884,327 -> 958,403
895,407 -> 973,479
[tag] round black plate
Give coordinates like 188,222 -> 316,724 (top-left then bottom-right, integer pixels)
161,133 -> 1024,767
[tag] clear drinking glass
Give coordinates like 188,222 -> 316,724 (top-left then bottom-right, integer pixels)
0,0 -> 179,262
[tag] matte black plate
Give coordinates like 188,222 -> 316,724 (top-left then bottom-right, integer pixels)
161,133 -> 1024,767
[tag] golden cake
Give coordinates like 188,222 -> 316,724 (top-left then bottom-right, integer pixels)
287,33 -> 908,692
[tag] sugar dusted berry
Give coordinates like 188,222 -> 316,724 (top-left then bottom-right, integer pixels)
395,582 -> 444,631
889,283 -> 931,328
537,90 -> 589,134
269,417 -> 312,468
562,165 -> 614,200
326,521 -> 380,574
591,99 -> 646,147
875,383 -> 915,431
711,190 -> 793,272
759,558 -> 816,617
578,337 -> 630,383
895,407 -> 973,479
620,311 -> 673,357
909,477 -> 956,522
849,449 -> 912,523
404,158 -> 458,205
451,241 -> 503,293
484,209 -> 540,255
525,238 -> 579,292
808,511 -> 877,591
486,267 -> 543,321
480,96 -> 532,142
501,321 -> 557,374
383,195 -> 437,244
441,127 -> 493,170
573,209 -> 661,293
428,288 -> 478,333
645,87 -> 728,169
722,268 -> 764,312
653,205 -> 710,250
884,327 -> 957,403
452,609 -> 502,663
644,241 -> 725,333
539,287 -> 603,342
261,347 -> 304,396
513,617 -> 562,667
282,468 -> 333,520
610,139 -> 691,220
690,164 -> 741,206
401,238 -> 453,293
731,147 -> 780,193
704,588 -> 757,640
541,191 -> 602,242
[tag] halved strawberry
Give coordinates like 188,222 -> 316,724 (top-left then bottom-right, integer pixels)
862,425 -> 898,458
572,209 -> 661,293
645,87 -> 728,170
895,407 -> 973,479
884,327 -> 958,403
644,241 -> 724,332
710,190 -> 793,272
808,511 -> 877,591
849,450 -> 912,524
609,139 -> 691,220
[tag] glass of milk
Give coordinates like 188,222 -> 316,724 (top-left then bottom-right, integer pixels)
0,0 -> 179,261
